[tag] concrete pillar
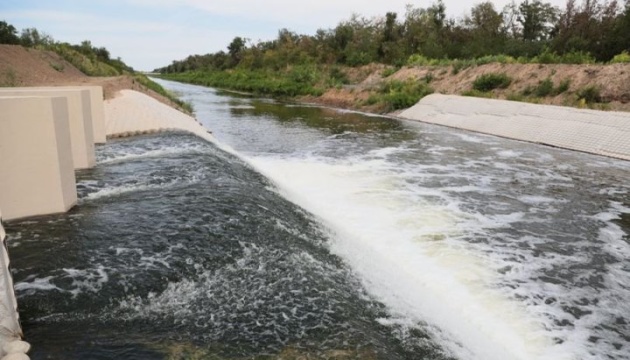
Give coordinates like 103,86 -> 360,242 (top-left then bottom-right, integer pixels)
0,96 -> 77,221
23,86 -> 106,144
0,89 -> 95,169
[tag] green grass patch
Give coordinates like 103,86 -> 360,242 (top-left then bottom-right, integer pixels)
135,74 -> 194,114
472,73 -> 512,92
576,85 -> 604,104
610,51 -> 630,64
159,69 -> 326,98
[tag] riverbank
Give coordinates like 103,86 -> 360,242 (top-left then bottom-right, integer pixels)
301,62 -> 630,114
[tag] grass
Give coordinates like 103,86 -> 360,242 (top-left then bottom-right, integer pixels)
365,79 -> 433,111
134,74 -> 194,114
472,73 -> 512,92
576,85 -> 603,104
0,69 -> 19,87
522,77 -> 570,98
49,43 -> 120,76
160,68 -> 325,98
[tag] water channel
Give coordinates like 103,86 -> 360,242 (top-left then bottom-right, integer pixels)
4,79 -> 630,359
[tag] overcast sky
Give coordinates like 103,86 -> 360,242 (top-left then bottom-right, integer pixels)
1,0 -> 568,71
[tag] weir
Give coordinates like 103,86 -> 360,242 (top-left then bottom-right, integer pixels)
1,82 -> 629,359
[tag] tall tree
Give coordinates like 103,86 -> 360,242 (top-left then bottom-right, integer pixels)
518,0 -> 559,40
0,20 -> 20,44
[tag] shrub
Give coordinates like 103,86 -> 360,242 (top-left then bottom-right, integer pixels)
534,78 -> 554,97
369,79 -> 434,111
472,73 -> 512,92
576,85 -> 602,103
381,67 -> 397,78
329,66 -> 349,85
610,51 -> 630,64
532,48 -> 595,64
555,79 -> 570,94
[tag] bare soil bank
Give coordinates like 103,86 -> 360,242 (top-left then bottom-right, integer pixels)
303,62 -> 630,114
3,44 -> 629,115
0,45 -> 179,108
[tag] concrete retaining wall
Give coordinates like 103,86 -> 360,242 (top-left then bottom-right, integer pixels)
0,97 -> 77,221
0,89 -> 95,169
26,86 -> 106,144
399,94 -> 630,161
0,209 -> 23,355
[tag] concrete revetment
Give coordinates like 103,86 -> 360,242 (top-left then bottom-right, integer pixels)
0,88 -> 96,169
0,96 -> 77,221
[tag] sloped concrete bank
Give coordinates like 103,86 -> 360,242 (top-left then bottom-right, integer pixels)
104,89 -> 213,142
399,94 -> 630,161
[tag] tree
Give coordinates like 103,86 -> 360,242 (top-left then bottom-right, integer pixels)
19,28 -> 53,47
0,20 -> 20,44
378,12 -> 404,64
518,0 -> 559,40
227,36 -> 246,66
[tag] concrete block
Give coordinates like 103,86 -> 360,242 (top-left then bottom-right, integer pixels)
0,89 -> 95,169
0,96 -> 77,221
22,86 -> 105,144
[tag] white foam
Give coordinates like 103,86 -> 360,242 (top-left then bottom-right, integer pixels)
247,154 -> 557,360
15,276 -> 61,293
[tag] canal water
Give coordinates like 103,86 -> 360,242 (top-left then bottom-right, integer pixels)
4,79 -> 630,360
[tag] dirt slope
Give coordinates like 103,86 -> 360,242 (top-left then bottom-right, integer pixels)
0,45 -> 179,108
305,62 -> 630,113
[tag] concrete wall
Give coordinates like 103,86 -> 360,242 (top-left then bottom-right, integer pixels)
399,94 -> 630,161
0,209 -> 23,347
0,96 -> 77,221
0,89 -> 96,169
24,86 -> 106,144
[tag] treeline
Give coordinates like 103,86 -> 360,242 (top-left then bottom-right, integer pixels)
157,0 -> 630,74
0,20 -> 133,76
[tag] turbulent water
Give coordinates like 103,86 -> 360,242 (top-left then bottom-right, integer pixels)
5,79 -> 630,360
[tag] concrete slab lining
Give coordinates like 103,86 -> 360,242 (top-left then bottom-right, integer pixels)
0,89 -> 96,169
399,94 -> 630,161
0,210 -> 23,357
19,86 -> 106,144
0,96 -> 77,221
104,90 -> 214,143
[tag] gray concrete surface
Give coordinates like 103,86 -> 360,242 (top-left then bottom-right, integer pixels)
399,94 -> 630,161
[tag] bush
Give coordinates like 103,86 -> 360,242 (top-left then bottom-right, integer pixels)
532,49 -> 595,64
365,79 -> 433,111
610,51 -> 630,64
555,79 -> 570,94
472,73 -> 512,92
576,85 -> 603,103
534,77 -> 554,97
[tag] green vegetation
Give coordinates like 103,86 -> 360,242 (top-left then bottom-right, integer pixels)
522,77 -> 571,97
611,51 -> 630,63
472,73 -> 512,92
576,85 -> 604,104
151,0 -> 630,106
0,20 -> 193,113
365,79 -> 433,111
133,74 -> 194,114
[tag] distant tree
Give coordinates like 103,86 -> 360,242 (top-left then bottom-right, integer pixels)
227,36 -> 246,66
0,20 -> 20,44
464,2 -> 506,56
19,28 -> 53,47
378,12 -> 404,64
518,0 -> 559,40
